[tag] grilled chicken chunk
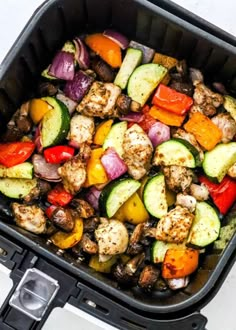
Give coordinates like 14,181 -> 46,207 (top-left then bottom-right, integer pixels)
68,114 -> 95,146
211,113 -> 236,143
190,183 -> 209,201
58,154 -> 86,195
162,165 -> 194,193
12,203 -> 46,234
156,206 -> 194,243
176,193 -> 196,212
123,124 -> 153,180
77,81 -> 121,118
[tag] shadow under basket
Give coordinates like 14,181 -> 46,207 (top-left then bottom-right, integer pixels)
0,0 -> 235,322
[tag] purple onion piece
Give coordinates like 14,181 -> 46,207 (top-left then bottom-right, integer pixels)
167,277 -> 190,290
119,111 -> 144,123
74,38 -> 90,70
85,186 -> 101,211
32,154 -> 61,182
148,121 -> 170,148
48,51 -> 75,80
34,125 -> 43,153
212,82 -> 228,95
64,70 -> 94,102
103,29 -> 129,49
101,148 -> 127,180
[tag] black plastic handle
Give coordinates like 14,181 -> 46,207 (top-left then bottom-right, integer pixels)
0,233 -> 207,330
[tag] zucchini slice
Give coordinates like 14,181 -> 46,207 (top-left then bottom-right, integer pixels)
127,63 -> 167,106
152,240 -> 186,263
143,174 -> 168,218
153,138 -> 201,168
0,162 -> 33,179
99,178 -> 141,218
103,121 -> 127,158
0,178 -> 37,199
187,202 -> 220,247
41,97 -> 70,148
114,48 -> 142,89
202,142 -> 236,182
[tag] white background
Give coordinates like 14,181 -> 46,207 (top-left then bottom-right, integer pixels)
0,1 -> 235,329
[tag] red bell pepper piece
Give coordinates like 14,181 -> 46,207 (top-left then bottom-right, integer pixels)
44,146 -> 75,164
0,141 -> 35,167
152,84 -> 193,115
47,184 -> 74,207
199,176 -> 236,214
45,205 -> 57,219
128,105 -> 156,132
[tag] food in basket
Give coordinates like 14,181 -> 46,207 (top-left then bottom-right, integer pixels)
0,30 -> 235,293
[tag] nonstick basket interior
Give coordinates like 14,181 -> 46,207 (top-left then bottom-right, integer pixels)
0,0 -> 235,316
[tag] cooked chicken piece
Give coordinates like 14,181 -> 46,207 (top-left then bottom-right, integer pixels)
156,206 -> 194,243
163,166 -> 194,193
95,219 -> 129,255
172,128 -> 204,161
176,193 -> 196,213
123,124 -> 153,180
77,81 -> 121,118
58,154 -> 86,194
68,114 -> 95,146
190,83 -> 224,117
70,199 -> 94,218
12,203 -> 46,234
211,113 -> 236,143
228,162 -> 236,178
138,265 -> 160,290
190,183 -> 209,201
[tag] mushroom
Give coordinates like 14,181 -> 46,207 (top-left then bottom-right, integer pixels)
112,253 -> 145,285
80,234 -> 98,254
37,82 -> 58,96
95,219 -> 129,255
70,199 -> 94,218
91,56 -> 115,82
138,265 -> 160,290
83,217 -> 100,233
127,222 -> 156,255
116,94 -> 132,115
51,207 -> 75,232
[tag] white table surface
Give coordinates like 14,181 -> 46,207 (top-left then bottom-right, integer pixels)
0,1 -> 235,330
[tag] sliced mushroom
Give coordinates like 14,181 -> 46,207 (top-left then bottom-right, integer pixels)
38,82 -> 58,96
95,219 -> 129,255
70,199 -> 94,218
24,180 -> 51,203
50,207 -> 75,232
83,217 -> 100,233
138,265 -> 160,290
116,94 -> 132,115
125,252 -> 145,276
81,234 -> 98,254
91,57 -> 115,82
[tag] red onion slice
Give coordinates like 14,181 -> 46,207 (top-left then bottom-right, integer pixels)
85,186 -> 101,210
103,30 -> 129,49
148,121 -> 170,148
48,51 -> 75,80
119,111 -> 144,123
34,125 -> 43,153
73,38 -> 90,70
33,154 -> 61,182
64,70 -> 94,102
101,148 -> 127,180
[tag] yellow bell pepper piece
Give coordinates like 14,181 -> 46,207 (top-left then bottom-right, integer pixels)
29,98 -> 52,124
84,148 -> 108,187
50,218 -> 83,249
89,255 -> 118,273
114,192 -> 149,224
138,176 -> 149,199
166,188 -> 176,206
94,119 -> 113,145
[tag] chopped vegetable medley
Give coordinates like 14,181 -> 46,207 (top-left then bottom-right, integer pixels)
0,30 -> 236,293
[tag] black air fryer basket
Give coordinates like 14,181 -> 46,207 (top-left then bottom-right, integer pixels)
0,0 -> 235,329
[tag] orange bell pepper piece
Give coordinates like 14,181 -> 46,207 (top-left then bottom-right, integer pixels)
162,248 -> 199,279
149,105 -> 186,127
94,120 -> 113,145
84,148 -> 108,187
184,111 -> 222,150
85,33 -> 122,68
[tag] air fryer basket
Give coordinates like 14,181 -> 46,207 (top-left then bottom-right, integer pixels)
0,0 -> 235,317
